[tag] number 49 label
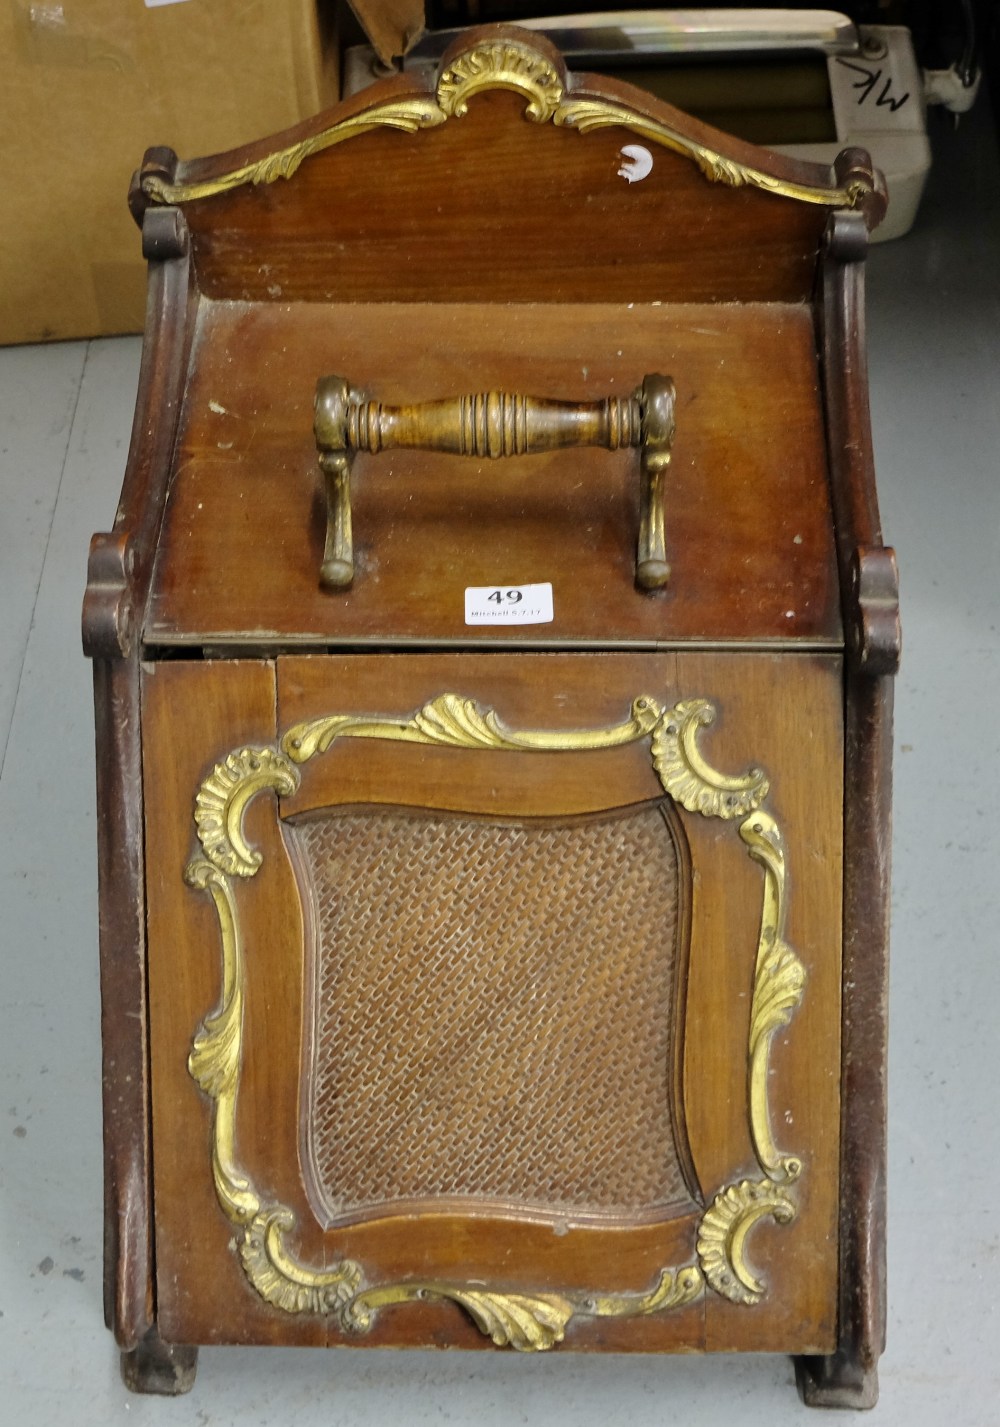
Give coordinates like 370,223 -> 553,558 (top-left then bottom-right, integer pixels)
464,582 -> 554,626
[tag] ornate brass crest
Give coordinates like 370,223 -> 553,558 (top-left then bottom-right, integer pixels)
142,35 -> 871,213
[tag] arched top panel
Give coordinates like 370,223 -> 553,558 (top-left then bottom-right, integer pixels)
131,27 -> 884,305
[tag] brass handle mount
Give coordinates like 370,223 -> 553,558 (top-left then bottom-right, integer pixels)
313,374 -> 675,592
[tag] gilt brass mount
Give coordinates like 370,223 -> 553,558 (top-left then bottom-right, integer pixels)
314,374 -> 676,593
185,692 -> 805,1347
140,33 -> 874,215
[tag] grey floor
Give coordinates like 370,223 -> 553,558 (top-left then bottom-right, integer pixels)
2,100 -> 998,1426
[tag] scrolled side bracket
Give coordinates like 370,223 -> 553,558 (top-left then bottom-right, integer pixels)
849,544 -> 901,677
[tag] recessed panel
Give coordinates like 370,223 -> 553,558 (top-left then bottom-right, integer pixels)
289,802 -> 692,1225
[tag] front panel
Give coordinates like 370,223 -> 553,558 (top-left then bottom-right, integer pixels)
142,650 -> 842,1354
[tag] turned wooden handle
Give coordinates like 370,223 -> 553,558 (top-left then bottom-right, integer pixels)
316,383 -> 648,459
313,374 -> 675,592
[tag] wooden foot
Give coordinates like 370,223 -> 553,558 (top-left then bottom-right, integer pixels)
120,1328 -> 198,1395
795,1352 -> 879,1410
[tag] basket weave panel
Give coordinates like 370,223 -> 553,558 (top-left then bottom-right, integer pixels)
293,805 -> 686,1220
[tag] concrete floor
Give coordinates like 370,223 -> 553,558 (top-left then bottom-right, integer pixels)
1,102 -> 998,1426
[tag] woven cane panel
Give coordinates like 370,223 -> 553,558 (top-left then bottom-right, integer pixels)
291,804 -> 688,1223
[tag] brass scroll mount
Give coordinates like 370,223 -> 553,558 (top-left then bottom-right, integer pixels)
313,374 -> 676,593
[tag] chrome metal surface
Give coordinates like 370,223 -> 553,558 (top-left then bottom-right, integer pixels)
407,10 -> 860,65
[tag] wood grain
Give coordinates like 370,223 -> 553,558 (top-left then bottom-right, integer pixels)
167,83 -> 834,308
86,25 -> 896,1384
86,246 -> 194,1354
93,659 -> 153,1349
142,659 -> 326,1348
83,236 -> 192,662
144,299 -> 840,652
143,651 -> 840,1352
676,651 -> 843,1354
799,670 -> 892,1404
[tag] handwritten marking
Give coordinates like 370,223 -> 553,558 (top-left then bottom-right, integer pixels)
836,58 -> 910,112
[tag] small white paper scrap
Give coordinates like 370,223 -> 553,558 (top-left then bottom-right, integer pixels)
465,583 -> 554,626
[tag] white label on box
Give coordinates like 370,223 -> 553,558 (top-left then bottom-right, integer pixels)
464,583 -> 554,626
145,0 -> 192,8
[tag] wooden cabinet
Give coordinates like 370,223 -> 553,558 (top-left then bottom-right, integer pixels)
83,25 -> 898,1407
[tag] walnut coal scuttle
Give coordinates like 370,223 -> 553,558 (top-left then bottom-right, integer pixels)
82,25 -> 899,1409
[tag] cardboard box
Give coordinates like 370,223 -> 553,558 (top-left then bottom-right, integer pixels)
348,0 -> 425,64
1,0 -> 340,344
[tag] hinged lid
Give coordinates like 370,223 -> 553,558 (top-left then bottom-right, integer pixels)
84,27 -> 896,663
145,296 -> 842,652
